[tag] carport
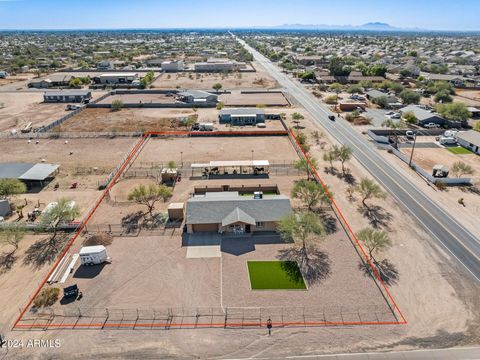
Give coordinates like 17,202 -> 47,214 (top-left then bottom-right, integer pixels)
191,160 -> 269,179
0,162 -> 59,189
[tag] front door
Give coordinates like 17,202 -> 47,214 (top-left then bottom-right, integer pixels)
245,225 -> 251,233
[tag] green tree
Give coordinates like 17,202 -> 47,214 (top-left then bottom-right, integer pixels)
329,83 -> 343,104
334,145 -> 353,176
436,102 -> 471,122
323,149 -> 336,171
474,121 -> 480,132
167,160 -> 177,169
212,83 -> 223,92
291,179 -> 331,211
291,112 -> 305,128
0,178 -> 27,199
294,157 -> 318,180
399,89 -> 421,104
39,198 -> 81,242
356,178 -> 386,209
128,184 -> 172,219
356,228 -> 392,262
299,71 -> 315,80
434,90 -> 453,103
381,119 -> 407,129
374,95 -> 389,109
402,111 -> 417,124
278,212 -> 326,262
451,161 -> 475,178
347,84 -> 363,94
328,57 -> 350,76
0,223 -> 25,256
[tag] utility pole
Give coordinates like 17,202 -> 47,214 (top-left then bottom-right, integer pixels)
409,132 -> 417,168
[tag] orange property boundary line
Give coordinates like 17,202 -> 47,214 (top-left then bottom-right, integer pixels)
13,129 -> 406,330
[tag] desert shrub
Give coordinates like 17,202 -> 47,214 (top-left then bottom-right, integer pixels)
324,95 -> 338,104
33,287 -> 60,308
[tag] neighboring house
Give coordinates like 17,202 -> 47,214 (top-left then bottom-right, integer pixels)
347,74 -> 385,83
185,191 -> 292,234
421,73 -> 467,87
28,79 -> 52,89
467,107 -> 480,119
47,74 -> 75,87
366,89 -> 400,107
177,90 -> 218,104
94,73 -> 138,85
399,105 -> 446,126
219,108 -> 266,125
97,60 -> 115,70
194,59 -> 243,72
43,90 -> 92,103
161,60 -> 184,72
314,70 -> 336,83
456,130 -> 480,155
146,58 -> 163,67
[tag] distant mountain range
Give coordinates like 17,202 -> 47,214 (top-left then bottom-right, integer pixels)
265,22 -> 423,32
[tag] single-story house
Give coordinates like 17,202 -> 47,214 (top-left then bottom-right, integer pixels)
219,108 -> 266,125
146,58 -> 163,67
456,130 -> 480,155
399,105 -> 446,126
366,89 -> 400,107
28,79 -> 52,89
94,73 -> 138,85
185,191 -> 292,234
314,71 -> 336,83
421,73 -> 467,87
43,90 -> 92,103
0,163 -> 59,189
177,90 -> 218,104
347,71 -> 385,83
97,60 -> 115,70
161,60 -> 184,72
47,74 -> 75,87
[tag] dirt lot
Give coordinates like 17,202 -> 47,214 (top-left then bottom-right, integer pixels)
97,93 -> 175,105
219,90 -> 289,106
151,61 -> 278,89
133,136 -> 299,166
0,138 -> 136,172
0,91 -> 107,132
455,89 -> 480,106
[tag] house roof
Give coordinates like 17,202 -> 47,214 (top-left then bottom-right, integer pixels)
45,90 -> 91,97
178,90 -> 216,99
185,192 -> 292,225
399,105 -> 444,121
0,163 -> 58,181
221,207 -> 256,226
47,74 -> 74,83
219,108 -> 265,116
456,130 -> 480,146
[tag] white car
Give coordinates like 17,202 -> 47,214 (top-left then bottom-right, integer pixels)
424,122 -> 440,128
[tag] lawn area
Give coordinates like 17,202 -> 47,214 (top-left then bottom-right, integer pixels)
247,261 -> 307,290
446,146 -> 472,154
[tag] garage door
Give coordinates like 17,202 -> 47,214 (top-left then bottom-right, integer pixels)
192,224 -> 218,232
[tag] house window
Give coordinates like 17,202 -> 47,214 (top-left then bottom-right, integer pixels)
256,222 -> 264,229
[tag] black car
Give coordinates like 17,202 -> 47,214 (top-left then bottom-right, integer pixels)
63,284 -> 79,298
328,115 -> 335,121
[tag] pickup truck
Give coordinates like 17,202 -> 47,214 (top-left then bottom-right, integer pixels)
424,122 -> 440,129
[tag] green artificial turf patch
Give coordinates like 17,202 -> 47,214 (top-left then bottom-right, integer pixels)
446,147 -> 472,154
247,261 -> 307,290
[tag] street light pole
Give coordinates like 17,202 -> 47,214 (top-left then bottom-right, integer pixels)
409,132 -> 417,168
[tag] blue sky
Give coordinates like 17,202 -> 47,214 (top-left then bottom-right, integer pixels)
0,0 -> 479,31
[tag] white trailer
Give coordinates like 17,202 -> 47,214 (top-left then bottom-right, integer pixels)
79,245 -> 108,266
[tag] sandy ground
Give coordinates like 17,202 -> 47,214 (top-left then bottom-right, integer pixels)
97,93 -> 175,105
152,61 -> 278,90
133,136 -> 299,165
0,138 -> 136,171
219,91 -> 289,106
0,91 -> 107,132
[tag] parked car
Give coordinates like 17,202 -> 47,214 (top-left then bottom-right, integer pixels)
424,122 -> 440,128
439,137 -> 457,146
66,104 -> 81,111
405,130 -> 415,140
385,111 -> 396,116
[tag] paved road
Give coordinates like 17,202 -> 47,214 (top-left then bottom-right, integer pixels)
223,346 -> 480,360
235,36 -> 480,282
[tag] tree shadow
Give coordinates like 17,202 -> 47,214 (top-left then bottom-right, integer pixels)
277,246 -> 331,286
121,211 -> 143,233
0,251 -> 17,274
313,209 -> 338,234
23,236 -> 68,269
358,205 -> 393,229
358,258 -> 399,286
337,172 -> 357,185
324,167 -> 338,176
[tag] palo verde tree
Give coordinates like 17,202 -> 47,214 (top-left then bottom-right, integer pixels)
277,211 -> 326,264
355,178 -> 386,209
451,161 -> 475,178
333,145 -> 353,176
0,178 -> 27,199
0,223 -> 25,257
356,227 -> 392,263
294,157 -> 318,180
291,112 -> 305,128
128,183 -> 172,219
212,83 -> 223,92
39,198 -> 80,242
291,179 -> 331,212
